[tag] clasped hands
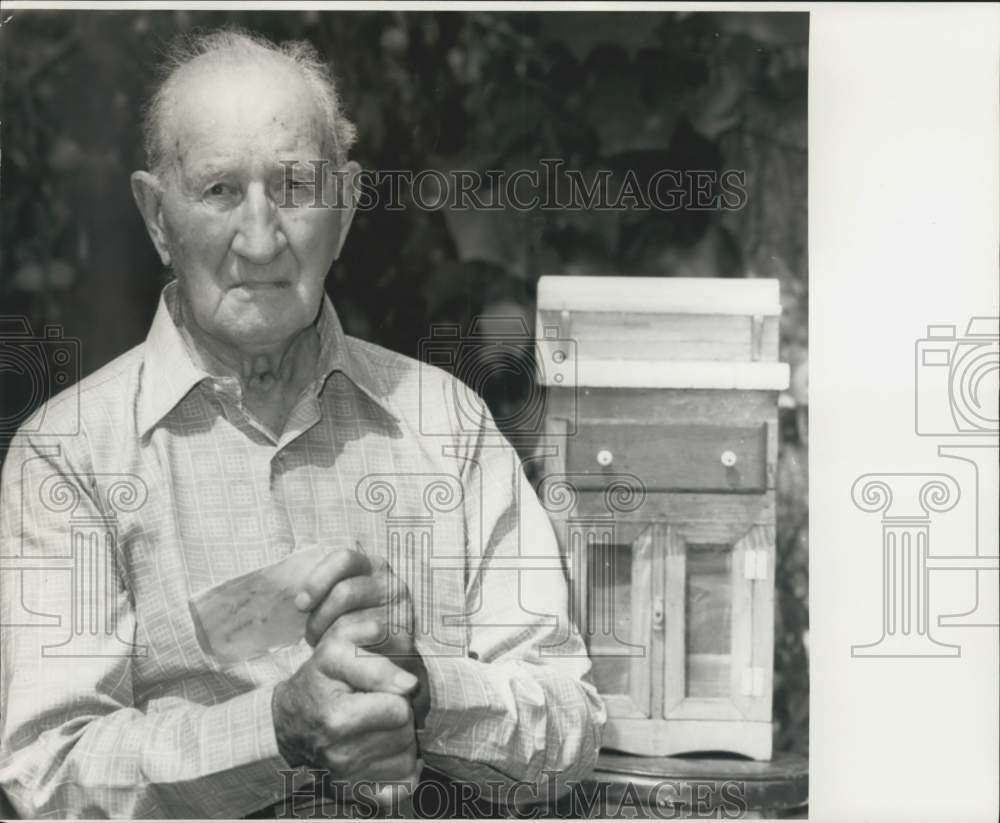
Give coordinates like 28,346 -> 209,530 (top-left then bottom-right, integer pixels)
272,546 -> 430,804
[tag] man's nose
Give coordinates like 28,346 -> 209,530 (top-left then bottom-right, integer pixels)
231,182 -> 288,264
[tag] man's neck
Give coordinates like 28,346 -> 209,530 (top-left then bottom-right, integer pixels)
176,300 -> 321,437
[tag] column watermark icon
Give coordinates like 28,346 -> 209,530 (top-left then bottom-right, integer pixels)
0,460 -> 148,658
852,316 -> 999,659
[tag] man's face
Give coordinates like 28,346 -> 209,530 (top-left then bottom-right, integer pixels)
137,59 -> 353,353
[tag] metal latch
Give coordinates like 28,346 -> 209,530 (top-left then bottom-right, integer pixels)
652,597 -> 664,630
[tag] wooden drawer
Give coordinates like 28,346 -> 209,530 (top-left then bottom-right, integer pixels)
565,422 -> 768,493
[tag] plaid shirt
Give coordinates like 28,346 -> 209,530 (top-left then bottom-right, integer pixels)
0,283 -> 604,818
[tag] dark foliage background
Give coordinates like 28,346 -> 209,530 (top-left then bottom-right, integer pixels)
0,9 -> 808,757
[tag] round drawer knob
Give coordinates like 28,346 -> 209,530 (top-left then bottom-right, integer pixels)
720,449 -> 738,468
596,449 -> 614,467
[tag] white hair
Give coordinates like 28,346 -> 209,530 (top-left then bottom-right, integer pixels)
142,27 -> 357,173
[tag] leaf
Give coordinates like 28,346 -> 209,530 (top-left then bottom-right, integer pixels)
715,12 -> 808,47
13,261 -> 45,293
580,48 -> 681,155
536,12 -> 666,62
48,137 -> 84,173
48,258 -> 75,290
442,197 -> 534,277
686,64 -> 745,140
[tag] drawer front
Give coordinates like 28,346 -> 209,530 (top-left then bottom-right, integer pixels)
565,423 -> 767,493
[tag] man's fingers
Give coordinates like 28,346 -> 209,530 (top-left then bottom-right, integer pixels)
372,755 -> 422,812
316,636 -> 418,696
325,615 -> 386,647
324,691 -> 414,739
295,547 -> 372,612
305,575 -> 387,646
319,746 -> 419,808
350,744 -> 418,782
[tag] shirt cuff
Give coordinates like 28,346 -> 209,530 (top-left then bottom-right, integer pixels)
226,684 -> 297,813
416,653 -> 514,762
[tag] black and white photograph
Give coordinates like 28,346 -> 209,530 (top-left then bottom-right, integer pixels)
0,3 -> 995,821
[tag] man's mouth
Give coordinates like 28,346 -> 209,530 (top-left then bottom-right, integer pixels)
233,280 -> 290,292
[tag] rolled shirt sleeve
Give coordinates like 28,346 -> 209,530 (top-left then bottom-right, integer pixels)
415,397 -> 606,801
0,438 -> 291,819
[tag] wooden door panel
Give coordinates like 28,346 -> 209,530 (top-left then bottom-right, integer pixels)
663,522 -> 764,722
573,525 -> 657,721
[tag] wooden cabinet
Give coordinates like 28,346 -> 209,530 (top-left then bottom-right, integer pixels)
534,277 -> 788,760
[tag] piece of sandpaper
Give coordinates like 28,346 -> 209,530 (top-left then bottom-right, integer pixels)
188,545 -> 329,663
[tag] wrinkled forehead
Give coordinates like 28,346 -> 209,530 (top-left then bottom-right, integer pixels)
160,56 -> 327,175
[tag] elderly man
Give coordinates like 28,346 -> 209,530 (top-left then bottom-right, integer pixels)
0,28 -> 603,819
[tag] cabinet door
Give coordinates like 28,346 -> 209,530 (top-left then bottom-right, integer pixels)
576,523 -> 657,719
662,522 -> 772,722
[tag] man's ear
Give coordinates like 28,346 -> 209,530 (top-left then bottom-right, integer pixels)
130,171 -> 172,266
332,160 -> 362,260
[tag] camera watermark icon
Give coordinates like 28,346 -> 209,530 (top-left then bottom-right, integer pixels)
0,316 -> 80,437
852,315 -> 999,659
915,317 -> 998,437
0,464 -> 148,658
417,316 -> 577,442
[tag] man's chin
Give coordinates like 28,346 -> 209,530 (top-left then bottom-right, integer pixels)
216,303 -> 315,350
231,281 -> 292,296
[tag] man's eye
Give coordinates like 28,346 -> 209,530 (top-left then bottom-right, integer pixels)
206,183 -> 233,197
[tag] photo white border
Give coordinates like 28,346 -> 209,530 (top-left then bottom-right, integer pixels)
1,3 -> 997,821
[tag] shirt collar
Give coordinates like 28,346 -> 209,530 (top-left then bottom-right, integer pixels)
138,281 -> 397,438
313,287 -> 399,422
